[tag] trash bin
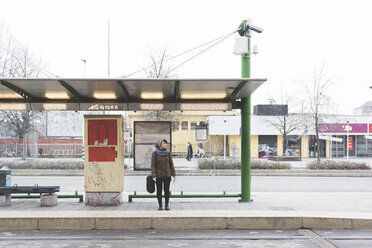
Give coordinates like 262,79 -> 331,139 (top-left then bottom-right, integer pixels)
0,166 -> 11,187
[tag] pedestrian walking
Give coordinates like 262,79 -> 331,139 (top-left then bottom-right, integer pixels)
151,138 -> 176,211
186,142 -> 193,161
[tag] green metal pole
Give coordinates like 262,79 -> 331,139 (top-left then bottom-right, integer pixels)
240,21 -> 251,202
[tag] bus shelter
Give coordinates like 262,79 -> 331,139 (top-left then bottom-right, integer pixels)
0,78 -> 266,203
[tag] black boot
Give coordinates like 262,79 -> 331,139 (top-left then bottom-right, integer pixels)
158,205 -> 163,210
165,205 -> 170,211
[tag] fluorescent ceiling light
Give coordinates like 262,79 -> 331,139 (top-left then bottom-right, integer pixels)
93,92 -> 117,99
43,104 -> 67,110
141,92 -> 164,99
0,103 -> 27,110
140,104 -> 164,110
45,91 -> 70,99
180,103 -> 230,111
0,93 -> 23,99
180,92 -> 227,99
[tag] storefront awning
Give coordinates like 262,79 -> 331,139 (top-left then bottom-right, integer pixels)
0,78 -> 266,111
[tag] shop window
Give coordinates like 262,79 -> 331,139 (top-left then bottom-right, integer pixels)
181,121 -> 188,130
284,135 -> 301,156
308,135 -> 326,158
331,136 -> 344,158
355,135 -> 372,157
258,135 -> 277,158
190,122 -> 197,130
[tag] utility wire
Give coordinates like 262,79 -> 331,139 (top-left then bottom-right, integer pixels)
167,31 -> 237,74
120,30 -> 238,78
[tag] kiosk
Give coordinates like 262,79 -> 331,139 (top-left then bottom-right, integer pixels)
84,115 -> 124,206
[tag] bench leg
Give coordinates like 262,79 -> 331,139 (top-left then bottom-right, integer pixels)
40,193 -> 57,207
0,194 -> 11,206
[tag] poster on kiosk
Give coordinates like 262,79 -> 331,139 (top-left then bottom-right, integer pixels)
84,115 -> 124,194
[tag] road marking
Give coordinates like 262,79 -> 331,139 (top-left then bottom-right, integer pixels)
299,229 -> 338,248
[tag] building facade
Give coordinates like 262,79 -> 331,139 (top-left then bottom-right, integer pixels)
129,111 -> 372,159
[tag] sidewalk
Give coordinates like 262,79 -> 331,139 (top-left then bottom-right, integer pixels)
2,157 -> 372,231
1,192 -> 372,230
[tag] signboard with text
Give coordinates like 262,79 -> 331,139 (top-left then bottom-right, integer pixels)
195,125 -> 208,141
208,116 -> 240,135
348,136 -> 353,151
318,123 -> 368,133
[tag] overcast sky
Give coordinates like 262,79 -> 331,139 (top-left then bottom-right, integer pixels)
1,0 -> 372,114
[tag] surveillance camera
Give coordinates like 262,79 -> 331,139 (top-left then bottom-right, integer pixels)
246,24 -> 264,33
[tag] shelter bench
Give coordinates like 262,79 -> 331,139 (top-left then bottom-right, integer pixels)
0,185 -> 60,207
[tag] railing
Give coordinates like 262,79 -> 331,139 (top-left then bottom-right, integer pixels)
0,143 -> 83,158
128,191 -> 241,202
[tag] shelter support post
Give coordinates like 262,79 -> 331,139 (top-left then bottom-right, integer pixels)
240,28 -> 251,202
240,97 -> 251,202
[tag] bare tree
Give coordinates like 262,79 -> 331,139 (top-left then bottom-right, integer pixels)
144,49 -> 176,78
0,24 -> 45,158
140,48 -> 179,128
0,25 -> 42,78
265,94 -> 306,156
301,64 -> 333,163
0,111 -> 43,137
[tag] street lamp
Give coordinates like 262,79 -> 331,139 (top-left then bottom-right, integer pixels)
235,19 -> 263,203
81,59 -> 87,77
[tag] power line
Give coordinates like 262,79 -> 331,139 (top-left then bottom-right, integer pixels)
120,30 -> 238,78
168,31 -> 237,74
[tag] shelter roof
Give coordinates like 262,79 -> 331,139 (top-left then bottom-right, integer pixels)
0,78 -> 266,111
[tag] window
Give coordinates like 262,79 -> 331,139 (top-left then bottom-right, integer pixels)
285,135 -> 301,156
258,135 -> 277,158
181,121 -> 188,130
331,136 -> 344,158
190,122 -> 197,130
172,121 -> 179,131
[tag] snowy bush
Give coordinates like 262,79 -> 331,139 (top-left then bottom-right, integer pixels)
198,158 -> 291,170
307,160 -> 371,170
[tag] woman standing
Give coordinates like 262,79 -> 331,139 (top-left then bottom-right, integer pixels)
151,139 -> 176,210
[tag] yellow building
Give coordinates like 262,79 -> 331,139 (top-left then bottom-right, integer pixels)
129,112 -> 366,159
128,111 -> 304,158
128,111 -> 238,157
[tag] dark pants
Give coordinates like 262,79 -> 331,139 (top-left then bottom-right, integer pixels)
156,177 -> 171,207
186,153 -> 192,160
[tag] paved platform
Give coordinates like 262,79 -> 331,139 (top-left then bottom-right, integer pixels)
1,192 -> 372,230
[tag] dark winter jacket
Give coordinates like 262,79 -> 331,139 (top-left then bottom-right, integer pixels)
151,151 -> 176,179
